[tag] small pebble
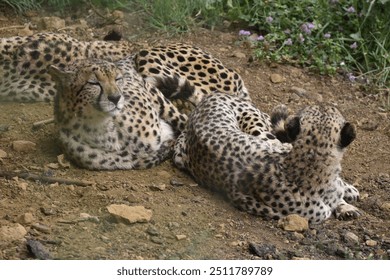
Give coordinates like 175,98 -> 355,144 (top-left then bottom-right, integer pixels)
176,234 -> 187,240
270,73 -> 284,84
17,213 -> 35,225
0,149 -> 8,158
366,240 -> 378,247
149,184 -> 166,191
12,140 -> 36,152
170,179 -> 184,187
32,223 -> 51,234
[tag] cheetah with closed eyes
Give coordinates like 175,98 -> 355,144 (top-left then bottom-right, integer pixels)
49,56 -> 188,170
174,93 -> 361,224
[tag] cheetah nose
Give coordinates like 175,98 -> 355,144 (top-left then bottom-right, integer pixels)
107,94 -> 121,105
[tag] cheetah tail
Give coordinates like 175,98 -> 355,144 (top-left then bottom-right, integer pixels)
270,104 -> 291,143
144,75 -> 197,105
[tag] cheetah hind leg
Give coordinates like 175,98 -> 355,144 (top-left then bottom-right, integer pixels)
229,190 -> 281,220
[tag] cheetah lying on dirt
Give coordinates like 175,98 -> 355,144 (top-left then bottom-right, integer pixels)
174,93 -> 361,223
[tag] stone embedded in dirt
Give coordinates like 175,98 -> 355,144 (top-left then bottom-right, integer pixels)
365,239 -> 378,247
0,223 -> 27,241
232,51 -> 246,59
149,184 -> 166,191
249,243 -> 277,259
27,239 -> 53,260
277,214 -> 309,232
343,231 -> 359,245
270,73 -> 284,84
107,204 -> 152,224
170,178 -> 184,187
290,86 -> 307,97
18,181 -> 28,191
40,16 -> 66,30
358,119 -> 379,131
175,234 -> 187,241
32,223 -> 51,234
12,140 -> 36,152
0,149 -> 7,158
79,213 -> 99,223
146,225 -> 160,236
17,213 -> 35,225
379,202 -> 390,212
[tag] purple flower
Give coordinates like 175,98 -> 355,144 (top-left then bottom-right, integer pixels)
324,33 -> 331,39
284,38 -> 293,46
307,22 -> 315,30
300,23 -> 311,34
257,35 -> 265,41
239,30 -> 251,36
266,16 -> 273,23
350,42 -> 358,49
347,73 -> 356,82
346,6 -> 355,13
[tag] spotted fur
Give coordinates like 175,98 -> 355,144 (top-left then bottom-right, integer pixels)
50,56 -> 188,170
174,94 -> 361,224
0,33 -> 133,102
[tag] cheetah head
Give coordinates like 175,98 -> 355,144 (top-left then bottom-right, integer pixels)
49,59 -> 124,118
272,105 -> 356,150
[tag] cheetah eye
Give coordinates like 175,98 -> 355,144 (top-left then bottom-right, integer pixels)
87,80 -> 100,86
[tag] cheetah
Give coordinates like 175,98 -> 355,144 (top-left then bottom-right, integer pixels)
0,33 -> 133,102
49,56 -> 188,170
174,93 -> 361,224
1,35 -> 249,109
134,43 -> 250,112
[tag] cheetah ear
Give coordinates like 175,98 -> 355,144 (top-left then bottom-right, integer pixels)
48,65 -> 74,84
285,116 -> 300,142
339,122 -> 356,148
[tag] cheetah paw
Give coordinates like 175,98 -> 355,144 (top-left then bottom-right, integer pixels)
335,204 -> 362,220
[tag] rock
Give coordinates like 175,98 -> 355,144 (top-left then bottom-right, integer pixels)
270,74 -> 284,84
176,234 -> 187,240
149,184 -> 166,191
12,140 -> 36,152
292,232 -> 305,240
170,179 -> 184,187
79,213 -> 99,223
379,202 -> 390,212
277,214 -> 308,232
17,213 -> 35,225
232,51 -> 246,59
343,231 -> 359,245
41,16 -> 66,30
0,149 -> 7,158
0,223 -> 27,241
366,240 -> 378,247
32,223 -> 51,234
27,239 -> 53,260
107,204 -> 152,224
290,86 -> 307,97
150,236 -> 164,244
112,10 -> 124,20
168,222 -> 180,229
358,119 -> 379,131
18,182 -> 28,191
146,225 -> 159,236
249,243 -> 277,259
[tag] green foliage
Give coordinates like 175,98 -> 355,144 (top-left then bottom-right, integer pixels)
130,0 -> 227,33
0,0 -> 39,12
231,0 -> 390,87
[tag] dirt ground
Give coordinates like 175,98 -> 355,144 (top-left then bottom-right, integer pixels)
0,8 -> 389,260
